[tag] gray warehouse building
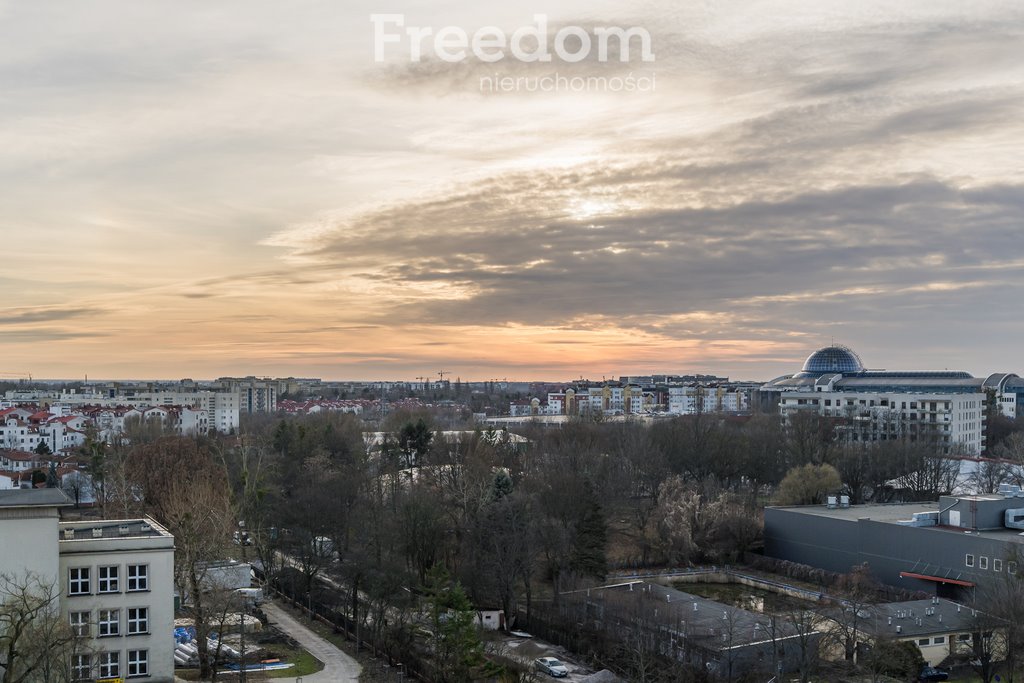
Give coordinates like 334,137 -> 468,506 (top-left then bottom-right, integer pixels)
765,486 -> 1024,599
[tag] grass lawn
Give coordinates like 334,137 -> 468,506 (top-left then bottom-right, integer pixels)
174,628 -> 325,680
260,641 -> 324,678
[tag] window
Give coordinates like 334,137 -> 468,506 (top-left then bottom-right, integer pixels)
958,633 -> 972,642
68,567 -> 90,595
71,653 -> 91,681
966,554 -> 975,567
98,651 -> 119,679
994,559 -> 1003,572
98,565 -> 119,593
934,636 -> 946,644
127,649 -> 149,678
980,556 -> 989,570
69,611 -> 90,638
1010,561 -> 1018,575
127,607 -> 149,635
127,564 -> 148,592
98,609 -> 120,637
918,638 -> 929,646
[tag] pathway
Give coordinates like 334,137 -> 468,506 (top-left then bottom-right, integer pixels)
262,600 -> 362,682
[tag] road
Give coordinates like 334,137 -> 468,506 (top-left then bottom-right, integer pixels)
262,601 -> 362,682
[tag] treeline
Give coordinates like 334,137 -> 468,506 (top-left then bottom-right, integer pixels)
74,407 -> 1024,681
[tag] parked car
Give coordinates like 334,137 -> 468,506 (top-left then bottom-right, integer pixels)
534,657 -> 569,678
919,666 -> 949,682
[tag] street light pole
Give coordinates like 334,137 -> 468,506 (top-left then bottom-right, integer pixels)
239,520 -> 248,683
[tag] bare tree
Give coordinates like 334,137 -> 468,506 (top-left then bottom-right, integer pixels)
0,572 -> 81,683
969,458 -> 1013,495
131,437 -> 235,681
784,607 -> 827,683
826,564 -> 879,663
972,548 -> 1024,682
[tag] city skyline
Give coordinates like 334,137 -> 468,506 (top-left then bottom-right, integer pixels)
2,1 -> 1023,381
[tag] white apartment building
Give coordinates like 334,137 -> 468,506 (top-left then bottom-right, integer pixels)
767,345 -> 993,455
0,490 -> 175,683
56,391 -> 240,434
780,391 -> 986,454
0,418 -> 41,451
667,386 -> 749,415
217,378 -> 277,414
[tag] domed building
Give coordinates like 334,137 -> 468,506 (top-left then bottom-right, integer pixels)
795,345 -> 865,377
762,343 -> 1024,456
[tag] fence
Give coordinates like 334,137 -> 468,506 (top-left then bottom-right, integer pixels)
264,574 -> 432,681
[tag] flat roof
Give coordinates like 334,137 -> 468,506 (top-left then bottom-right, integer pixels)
577,581 -> 805,648
0,488 -> 71,508
770,502 -> 938,523
59,518 -> 172,540
770,502 -> 1024,543
850,598 -> 985,638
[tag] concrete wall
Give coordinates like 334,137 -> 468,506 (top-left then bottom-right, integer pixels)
763,508 -> 861,574
0,507 -> 61,589
765,507 -> 1017,596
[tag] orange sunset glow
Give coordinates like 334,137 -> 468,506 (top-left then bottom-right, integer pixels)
2,1 -> 1023,380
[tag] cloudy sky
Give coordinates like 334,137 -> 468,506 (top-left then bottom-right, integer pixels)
1,0 -> 1023,381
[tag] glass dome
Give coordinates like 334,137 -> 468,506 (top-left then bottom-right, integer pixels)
800,345 -> 865,375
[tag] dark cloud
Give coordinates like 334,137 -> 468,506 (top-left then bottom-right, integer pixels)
0,329 -> 109,342
0,306 -> 103,326
286,167 -> 1024,333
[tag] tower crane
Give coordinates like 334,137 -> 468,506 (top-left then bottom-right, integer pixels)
0,371 -> 32,380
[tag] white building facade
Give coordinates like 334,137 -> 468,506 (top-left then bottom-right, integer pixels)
0,490 -> 175,683
59,518 -> 176,683
780,390 -> 986,454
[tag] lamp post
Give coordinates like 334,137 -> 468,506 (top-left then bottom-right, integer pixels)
239,520 -> 248,683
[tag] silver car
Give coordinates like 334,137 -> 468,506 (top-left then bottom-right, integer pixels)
535,656 -> 569,678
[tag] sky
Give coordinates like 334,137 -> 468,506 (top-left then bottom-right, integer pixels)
1,0 -> 1023,382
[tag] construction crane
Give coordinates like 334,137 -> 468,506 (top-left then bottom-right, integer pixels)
438,370 -> 448,382
0,371 -> 32,380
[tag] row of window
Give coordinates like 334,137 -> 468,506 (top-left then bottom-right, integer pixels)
918,635 -> 947,645
70,607 -> 149,637
69,564 -> 148,595
73,649 -> 148,680
965,554 -> 1017,573
805,398 -> 956,411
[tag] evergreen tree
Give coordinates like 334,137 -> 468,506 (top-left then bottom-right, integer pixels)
424,566 -> 484,683
570,482 -> 607,580
490,469 -> 513,501
399,418 -> 433,468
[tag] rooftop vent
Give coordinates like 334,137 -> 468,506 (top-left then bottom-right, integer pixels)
63,528 -> 75,540
91,528 -> 103,538
827,496 -> 838,509
140,523 -> 152,533
118,524 -> 130,536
